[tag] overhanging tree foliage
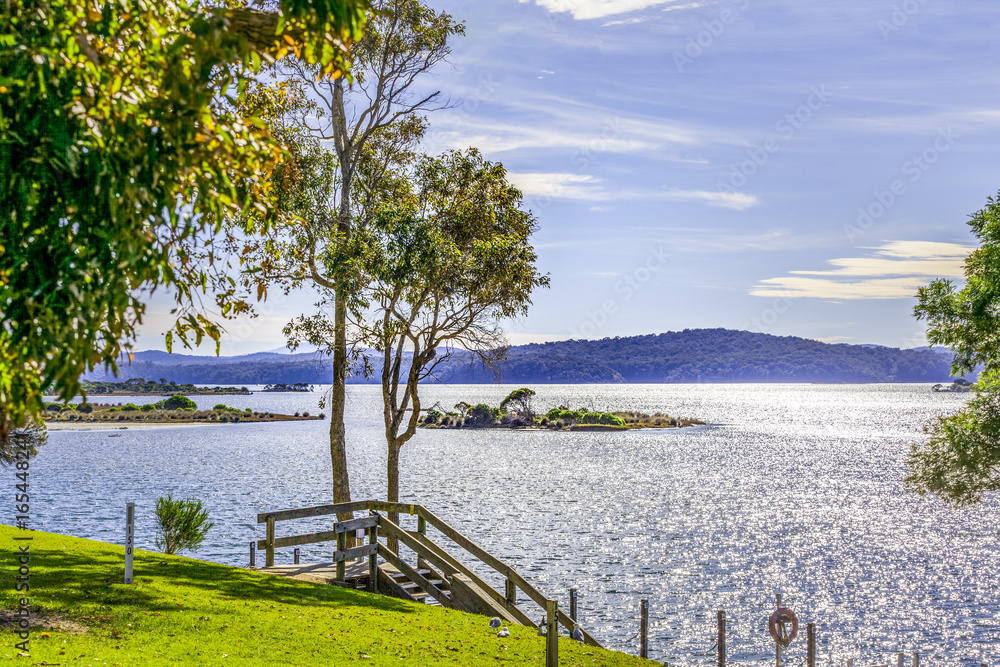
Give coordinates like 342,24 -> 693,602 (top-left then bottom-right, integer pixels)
0,0 -> 368,432
907,190 -> 1000,507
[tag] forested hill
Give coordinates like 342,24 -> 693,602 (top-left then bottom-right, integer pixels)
88,329 -> 960,385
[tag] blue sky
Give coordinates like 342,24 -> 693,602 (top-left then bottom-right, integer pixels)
137,0 -> 1000,355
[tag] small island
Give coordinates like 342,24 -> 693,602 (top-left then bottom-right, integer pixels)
932,379 -> 974,393
262,383 -> 315,392
419,388 -> 704,432
81,378 -> 251,396
42,394 -> 323,425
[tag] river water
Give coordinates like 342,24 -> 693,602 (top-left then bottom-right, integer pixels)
21,384 -> 998,666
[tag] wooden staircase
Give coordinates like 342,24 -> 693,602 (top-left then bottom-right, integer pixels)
255,499 -> 602,648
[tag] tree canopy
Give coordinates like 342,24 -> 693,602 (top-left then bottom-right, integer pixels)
0,0 -> 368,429
907,191 -> 1000,507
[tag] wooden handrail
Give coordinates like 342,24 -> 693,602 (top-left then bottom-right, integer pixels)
254,500 -> 601,646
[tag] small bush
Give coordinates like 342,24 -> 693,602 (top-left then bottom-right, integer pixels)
77,403 -> 93,414
154,495 -> 214,555
157,394 -> 197,411
302,411 -> 310,418
121,403 -> 140,411
213,403 -> 229,411
140,404 -> 156,411
465,404 -> 501,427
424,409 -> 442,425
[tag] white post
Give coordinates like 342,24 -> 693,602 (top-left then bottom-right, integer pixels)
124,502 -> 135,584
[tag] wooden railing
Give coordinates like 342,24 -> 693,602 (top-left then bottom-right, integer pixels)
256,499 -> 601,648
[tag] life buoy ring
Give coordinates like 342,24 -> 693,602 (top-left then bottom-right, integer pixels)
768,607 -> 798,647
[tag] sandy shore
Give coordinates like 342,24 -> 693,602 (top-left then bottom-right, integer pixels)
46,422 -> 206,432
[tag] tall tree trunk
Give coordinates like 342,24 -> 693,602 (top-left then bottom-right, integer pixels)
387,441 -> 400,553
330,167 -> 354,538
330,291 -> 353,525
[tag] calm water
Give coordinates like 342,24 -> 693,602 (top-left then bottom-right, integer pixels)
19,384 -> 998,666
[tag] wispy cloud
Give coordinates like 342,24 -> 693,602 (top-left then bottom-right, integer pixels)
660,189 -> 759,210
520,0 -> 701,20
750,241 -> 973,300
507,172 -> 604,200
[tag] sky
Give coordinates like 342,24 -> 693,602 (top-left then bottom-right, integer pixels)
136,0 -> 1000,355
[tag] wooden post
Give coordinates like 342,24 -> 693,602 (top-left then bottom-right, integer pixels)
847,658 -> 854,667
912,653 -> 918,667
368,522 -> 378,593
265,517 -> 275,568
897,653 -> 904,667
294,547 -> 300,565
249,541 -> 256,567
545,599 -> 559,667
570,587 -> 578,622
807,623 -> 816,667
640,598 -> 649,659
124,502 -> 135,584
718,610 -> 726,667
336,529 -> 347,580
417,515 -> 427,570
505,578 -> 517,606
775,594 -> 782,667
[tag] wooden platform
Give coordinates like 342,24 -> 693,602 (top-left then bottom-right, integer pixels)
257,560 -> 370,586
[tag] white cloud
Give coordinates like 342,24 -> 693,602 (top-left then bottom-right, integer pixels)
660,189 -> 760,210
507,172 -> 604,200
814,336 -> 855,343
520,0 -> 698,20
750,241 -> 973,300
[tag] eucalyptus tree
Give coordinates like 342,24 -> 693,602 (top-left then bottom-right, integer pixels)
241,0 -> 464,515
359,148 -> 548,535
0,0 -> 368,435
906,190 -> 1000,507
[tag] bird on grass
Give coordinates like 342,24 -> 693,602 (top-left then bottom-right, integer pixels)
497,627 -> 510,638
571,625 -> 584,642
489,617 -> 501,629
537,619 -> 547,637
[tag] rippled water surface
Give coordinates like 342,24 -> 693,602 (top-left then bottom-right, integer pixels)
20,384 -> 999,665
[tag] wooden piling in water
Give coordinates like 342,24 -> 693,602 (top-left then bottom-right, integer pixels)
912,652 -> 918,667
249,541 -> 255,567
775,594 -> 782,667
807,623 -> 816,667
717,610 -> 726,667
640,598 -> 649,659
570,587 -> 578,622
293,547 -> 300,564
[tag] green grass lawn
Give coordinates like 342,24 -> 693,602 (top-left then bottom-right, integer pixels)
0,526 -> 658,666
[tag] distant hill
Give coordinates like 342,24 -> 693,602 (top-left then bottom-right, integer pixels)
88,329 -> 964,385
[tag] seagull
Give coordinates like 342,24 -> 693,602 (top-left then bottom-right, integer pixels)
497,627 -> 510,638
571,625 -> 584,642
537,619 -> 547,637
489,617 -> 501,629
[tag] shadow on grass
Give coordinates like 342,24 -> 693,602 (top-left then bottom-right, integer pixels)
23,547 -> 418,618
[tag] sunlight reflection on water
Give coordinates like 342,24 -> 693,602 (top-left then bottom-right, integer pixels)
25,384 -> 998,666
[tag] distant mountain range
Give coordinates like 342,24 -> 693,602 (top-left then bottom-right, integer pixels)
86,329 -> 968,385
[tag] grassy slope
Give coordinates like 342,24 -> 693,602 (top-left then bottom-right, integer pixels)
1,527 -> 655,666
